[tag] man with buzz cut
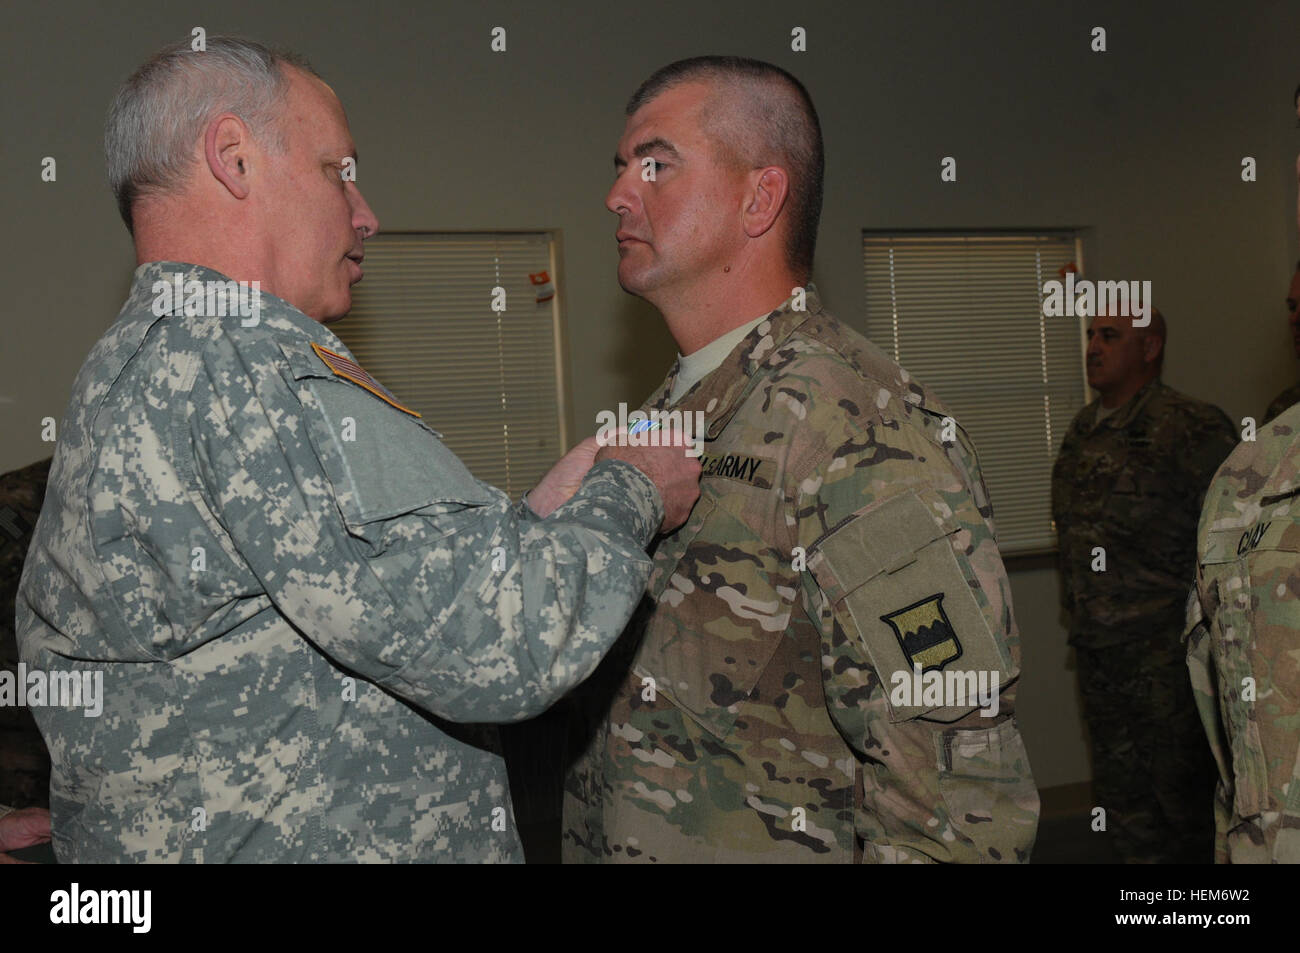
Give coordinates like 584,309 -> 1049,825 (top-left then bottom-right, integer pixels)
563,56 -> 1039,864
17,36 -> 700,863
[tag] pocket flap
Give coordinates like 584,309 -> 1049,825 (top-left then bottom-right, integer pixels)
811,489 -> 949,601
284,343 -> 495,522
808,488 -> 1013,723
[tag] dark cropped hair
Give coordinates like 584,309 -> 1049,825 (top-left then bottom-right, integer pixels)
627,56 -> 824,280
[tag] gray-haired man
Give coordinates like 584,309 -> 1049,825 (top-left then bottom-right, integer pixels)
17,37 -> 699,862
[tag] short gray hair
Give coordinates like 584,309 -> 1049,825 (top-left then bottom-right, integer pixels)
105,36 -> 316,233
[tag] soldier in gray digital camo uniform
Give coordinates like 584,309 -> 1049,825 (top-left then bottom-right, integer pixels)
16,38 -> 698,862
1052,307 -> 1237,863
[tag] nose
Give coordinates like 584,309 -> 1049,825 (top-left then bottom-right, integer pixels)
348,182 -> 380,240
606,169 -> 638,218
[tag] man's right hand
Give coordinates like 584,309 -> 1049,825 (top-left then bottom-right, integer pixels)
596,432 -> 702,533
0,807 -> 51,864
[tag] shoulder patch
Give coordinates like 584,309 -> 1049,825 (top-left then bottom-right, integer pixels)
881,593 -> 963,672
310,342 -> 420,418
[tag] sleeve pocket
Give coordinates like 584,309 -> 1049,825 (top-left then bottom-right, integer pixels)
278,339 -> 498,534
935,717 -> 1039,863
1198,532 -> 1273,823
808,487 -> 1014,723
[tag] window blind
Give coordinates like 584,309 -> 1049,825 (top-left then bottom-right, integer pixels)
332,232 -> 565,499
863,232 -> 1087,554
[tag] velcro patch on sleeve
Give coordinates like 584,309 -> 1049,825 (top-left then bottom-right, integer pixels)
310,342 -> 420,418
808,488 -> 1012,723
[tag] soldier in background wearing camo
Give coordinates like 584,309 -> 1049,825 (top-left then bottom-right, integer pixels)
17,37 -> 699,863
1262,261 -> 1300,424
0,458 -> 52,813
1185,401 -> 1300,863
1052,307 -> 1237,863
0,459 -> 53,861
563,56 -> 1038,864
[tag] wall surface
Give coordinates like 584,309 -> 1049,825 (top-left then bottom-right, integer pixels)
4,0 -> 1298,789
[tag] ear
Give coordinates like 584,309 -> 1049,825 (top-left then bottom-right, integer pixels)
1141,331 -> 1163,366
204,113 -> 254,200
742,166 -> 789,239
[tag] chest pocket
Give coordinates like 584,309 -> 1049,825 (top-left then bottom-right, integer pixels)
808,486 -> 1014,723
1200,516 -> 1300,841
1091,437 -> 1185,547
632,479 -> 797,741
279,340 -> 495,544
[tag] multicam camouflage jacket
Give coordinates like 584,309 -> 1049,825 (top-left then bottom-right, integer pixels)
0,457 -> 52,809
1052,380 -> 1238,648
17,261 -> 662,863
563,288 -> 1039,863
1185,402 -> 1300,863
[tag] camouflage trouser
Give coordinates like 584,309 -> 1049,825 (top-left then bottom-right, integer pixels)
1075,634 -> 1217,863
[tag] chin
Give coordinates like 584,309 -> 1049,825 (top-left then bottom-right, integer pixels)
319,291 -> 352,324
616,267 -> 647,298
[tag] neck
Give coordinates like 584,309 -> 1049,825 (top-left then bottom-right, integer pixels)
1099,373 -> 1157,409
134,201 -> 272,291
657,258 -> 801,355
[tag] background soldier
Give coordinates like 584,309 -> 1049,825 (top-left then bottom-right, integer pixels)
0,458 -> 53,862
1263,261 -> 1300,424
0,458 -> 52,813
563,56 -> 1038,864
1186,402 -> 1300,863
1052,306 -> 1237,862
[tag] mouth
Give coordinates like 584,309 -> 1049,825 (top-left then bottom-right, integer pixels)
616,232 -> 646,246
345,252 -> 364,280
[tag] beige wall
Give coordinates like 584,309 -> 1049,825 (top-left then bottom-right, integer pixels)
4,0 -> 1297,789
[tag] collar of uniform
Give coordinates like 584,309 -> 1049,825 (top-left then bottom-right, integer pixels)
126,260 -> 324,340
647,285 -> 822,439
1091,377 -> 1164,432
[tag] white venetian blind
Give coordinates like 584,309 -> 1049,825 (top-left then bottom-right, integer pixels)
863,232 -> 1087,555
332,232 -> 565,499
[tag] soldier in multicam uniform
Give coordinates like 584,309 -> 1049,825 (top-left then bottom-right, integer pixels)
1262,262 -> 1300,424
1185,401 -> 1300,863
563,56 -> 1038,864
1052,307 -> 1237,863
0,458 -> 52,813
16,38 -> 699,863
0,458 -> 54,861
